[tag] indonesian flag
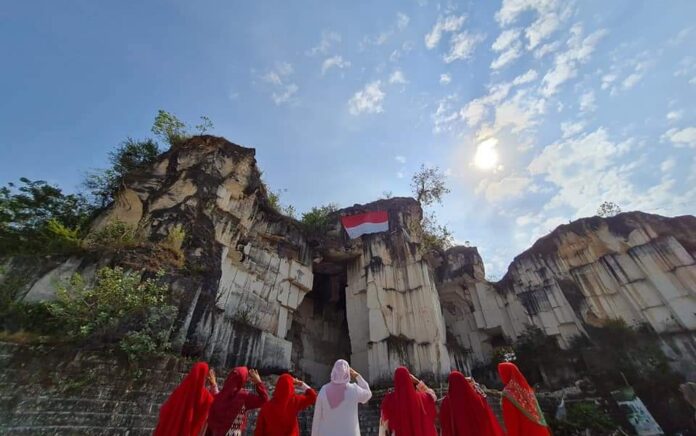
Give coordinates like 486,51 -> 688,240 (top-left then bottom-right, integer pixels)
341,211 -> 389,239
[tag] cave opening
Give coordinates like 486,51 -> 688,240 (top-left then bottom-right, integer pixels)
287,261 -> 352,385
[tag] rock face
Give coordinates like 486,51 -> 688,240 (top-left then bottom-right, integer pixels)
439,213 -> 696,376
9,135 -> 696,384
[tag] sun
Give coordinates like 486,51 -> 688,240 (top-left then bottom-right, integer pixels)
473,138 -> 500,170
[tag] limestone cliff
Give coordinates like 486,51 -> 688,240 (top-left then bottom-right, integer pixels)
8,135 -> 696,385
15,136 -> 451,385
439,212 -> 696,376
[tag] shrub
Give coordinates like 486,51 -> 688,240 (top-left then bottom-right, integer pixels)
0,178 -> 93,256
301,204 -> 339,235
84,138 -> 161,207
84,220 -> 140,250
43,219 -> 83,254
49,267 -> 177,362
160,224 -> 185,252
421,211 -> 454,251
550,402 -> 617,435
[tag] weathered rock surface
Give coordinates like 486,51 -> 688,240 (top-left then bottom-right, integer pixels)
439,213 -> 696,377
7,135 -> 696,386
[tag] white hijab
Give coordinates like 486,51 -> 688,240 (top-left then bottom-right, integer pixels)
325,359 -> 350,408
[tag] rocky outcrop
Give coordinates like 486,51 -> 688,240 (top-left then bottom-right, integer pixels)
7,135 -> 696,385
11,136 -> 453,385
439,213 -> 696,376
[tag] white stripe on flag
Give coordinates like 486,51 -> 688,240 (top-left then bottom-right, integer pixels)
345,221 -> 389,239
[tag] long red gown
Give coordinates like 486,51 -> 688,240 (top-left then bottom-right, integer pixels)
440,371 -> 504,436
380,367 -> 437,436
253,374 -> 317,436
498,362 -> 551,436
153,362 -> 214,436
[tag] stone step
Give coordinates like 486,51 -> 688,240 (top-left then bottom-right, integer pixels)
2,410 -> 158,429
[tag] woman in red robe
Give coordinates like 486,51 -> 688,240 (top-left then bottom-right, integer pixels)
379,367 -> 437,436
153,362 -> 216,436
498,362 -> 550,436
253,374 -> 317,436
207,367 -> 269,436
440,371 -> 504,436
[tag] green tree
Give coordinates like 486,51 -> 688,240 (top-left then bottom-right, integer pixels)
597,201 -> 622,218
84,138 -> 161,207
50,266 -> 177,362
301,203 -> 339,234
195,116 -> 214,134
0,178 -> 94,255
410,164 -> 450,206
421,211 -> 454,250
152,110 -> 188,145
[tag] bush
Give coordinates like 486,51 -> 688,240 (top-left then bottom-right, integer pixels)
301,204 -> 339,235
49,267 -> 177,362
43,219 -> 83,254
84,220 -> 140,250
421,211 -> 454,251
550,402 -> 617,435
84,138 -> 161,207
0,178 -> 94,256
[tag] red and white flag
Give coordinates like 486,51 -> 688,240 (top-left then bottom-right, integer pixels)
341,211 -> 389,239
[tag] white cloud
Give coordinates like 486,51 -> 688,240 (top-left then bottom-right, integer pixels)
306,31 -> 341,56
271,84 -> 298,105
389,41 -> 415,62
666,110 -> 683,122
579,90 -> 596,113
669,26 -> 693,46
397,12 -> 410,30
528,128 -> 636,217
491,44 -> 522,70
262,63 -> 299,105
660,157 -> 676,173
444,32 -> 485,63
458,69 -> 539,130
425,15 -> 466,49
440,73 -> 452,85
495,0 -> 569,49
432,94 -> 460,133
321,55 -> 351,75
560,120 -> 586,138
492,28 -> 521,52
461,99 -> 488,127
622,73 -> 643,90
525,11 -> 561,49
513,69 -> 539,85
541,25 -> 607,97
395,155 -> 407,164
663,127 -> 696,148
534,41 -> 561,58
601,73 -> 618,90
364,12 -> 411,47
348,81 -> 385,115
476,175 -> 532,202
389,70 -> 408,84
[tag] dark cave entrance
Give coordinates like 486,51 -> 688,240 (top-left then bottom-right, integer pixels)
288,261 -> 352,385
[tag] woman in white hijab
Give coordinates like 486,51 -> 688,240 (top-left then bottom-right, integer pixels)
311,359 -> 372,436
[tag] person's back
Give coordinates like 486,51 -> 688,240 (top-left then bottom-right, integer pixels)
311,360 -> 371,436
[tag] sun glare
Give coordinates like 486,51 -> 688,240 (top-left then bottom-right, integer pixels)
473,138 -> 499,170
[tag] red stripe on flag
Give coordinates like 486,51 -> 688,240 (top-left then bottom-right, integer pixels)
340,211 -> 388,229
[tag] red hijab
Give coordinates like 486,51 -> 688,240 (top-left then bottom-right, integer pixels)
440,371 -> 504,436
207,366 -> 249,434
498,362 -> 550,436
380,367 -> 437,436
153,362 -> 213,436
254,374 -> 317,436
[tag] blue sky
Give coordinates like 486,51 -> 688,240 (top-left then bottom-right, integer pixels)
2,0 -> 695,277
